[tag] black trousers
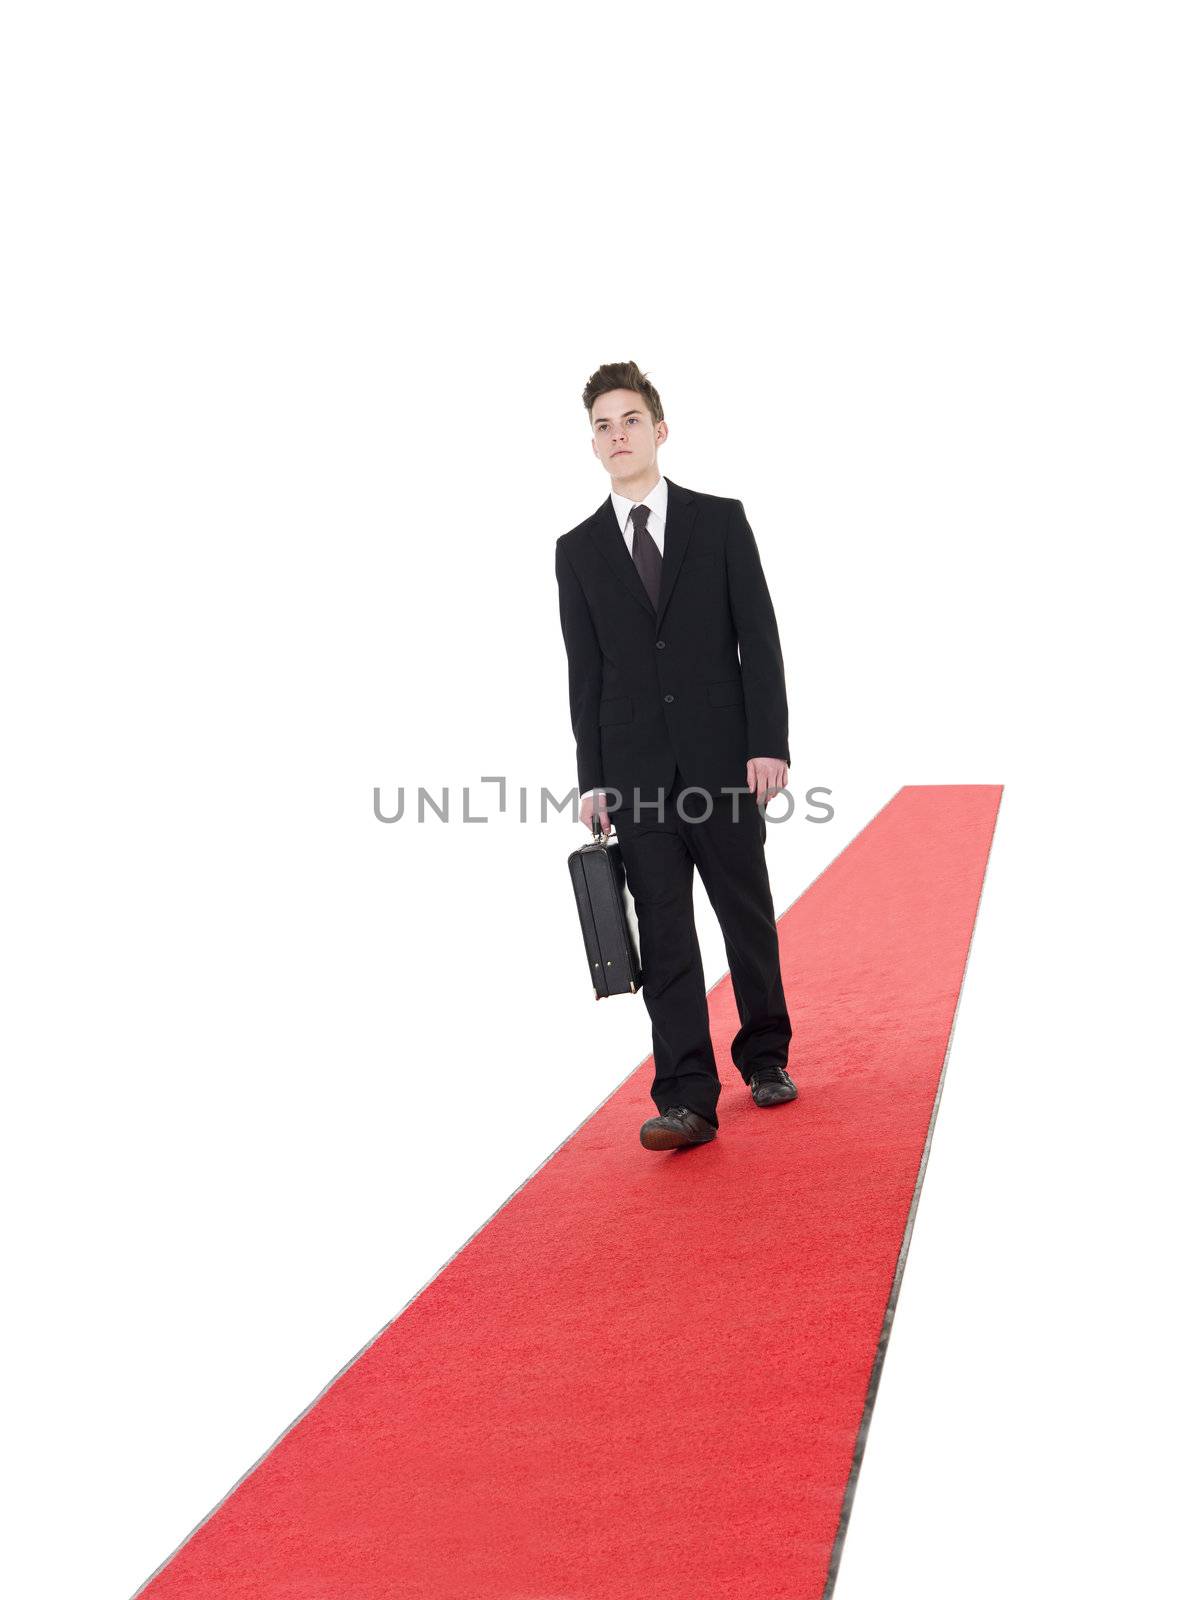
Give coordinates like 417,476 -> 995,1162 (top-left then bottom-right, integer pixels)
612,771 -> 792,1130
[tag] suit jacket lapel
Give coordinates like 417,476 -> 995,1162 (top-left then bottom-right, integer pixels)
585,476 -> 698,627
588,495 -> 655,617
655,477 -> 697,627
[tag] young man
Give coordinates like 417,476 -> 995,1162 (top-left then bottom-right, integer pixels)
555,361 -> 797,1152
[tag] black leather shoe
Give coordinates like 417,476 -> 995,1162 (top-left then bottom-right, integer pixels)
639,1106 -> 718,1150
749,1065 -> 798,1107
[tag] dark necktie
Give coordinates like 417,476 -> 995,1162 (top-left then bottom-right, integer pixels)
629,503 -> 663,609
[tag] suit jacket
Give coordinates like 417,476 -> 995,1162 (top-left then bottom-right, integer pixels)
555,477 -> 790,810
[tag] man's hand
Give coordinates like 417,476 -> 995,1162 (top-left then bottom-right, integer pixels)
746,757 -> 788,810
581,790 -> 612,837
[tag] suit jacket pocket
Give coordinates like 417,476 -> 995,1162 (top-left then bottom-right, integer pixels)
598,695 -> 634,726
707,680 -> 744,707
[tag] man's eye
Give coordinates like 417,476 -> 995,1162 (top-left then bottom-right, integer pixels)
627,417 -> 639,425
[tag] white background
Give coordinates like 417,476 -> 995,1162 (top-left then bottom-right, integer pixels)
2,4 -> 1196,1596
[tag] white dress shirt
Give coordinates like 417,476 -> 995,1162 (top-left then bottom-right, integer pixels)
582,477 -> 668,808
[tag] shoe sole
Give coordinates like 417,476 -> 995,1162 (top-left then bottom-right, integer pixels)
640,1124 -> 717,1151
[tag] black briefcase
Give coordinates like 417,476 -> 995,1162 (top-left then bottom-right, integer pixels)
567,816 -> 643,999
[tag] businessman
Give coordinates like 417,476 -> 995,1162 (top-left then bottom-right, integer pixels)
555,361 -> 796,1152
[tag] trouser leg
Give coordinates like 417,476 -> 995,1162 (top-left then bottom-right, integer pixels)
614,819 -> 722,1129
679,790 -> 792,1084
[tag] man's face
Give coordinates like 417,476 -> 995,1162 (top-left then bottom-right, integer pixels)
589,388 -> 668,484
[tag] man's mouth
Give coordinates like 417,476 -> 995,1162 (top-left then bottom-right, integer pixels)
611,450 -> 631,457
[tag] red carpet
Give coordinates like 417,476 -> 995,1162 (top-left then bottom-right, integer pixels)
136,784 -> 1002,1600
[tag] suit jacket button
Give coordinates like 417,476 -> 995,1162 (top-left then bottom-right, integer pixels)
656,640 -> 666,649
664,694 -> 675,703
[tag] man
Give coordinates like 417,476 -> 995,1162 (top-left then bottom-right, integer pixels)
555,360 -> 797,1152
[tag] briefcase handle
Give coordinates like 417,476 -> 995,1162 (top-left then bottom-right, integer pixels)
590,811 -> 618,845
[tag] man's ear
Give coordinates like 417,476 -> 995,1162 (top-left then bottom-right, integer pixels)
656,420 -> 669,447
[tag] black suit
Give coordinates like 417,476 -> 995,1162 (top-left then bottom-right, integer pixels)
554,478 -> 790,807
555,478 -> 793,1128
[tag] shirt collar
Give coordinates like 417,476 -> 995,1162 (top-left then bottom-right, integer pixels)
610,473 -> 668,530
